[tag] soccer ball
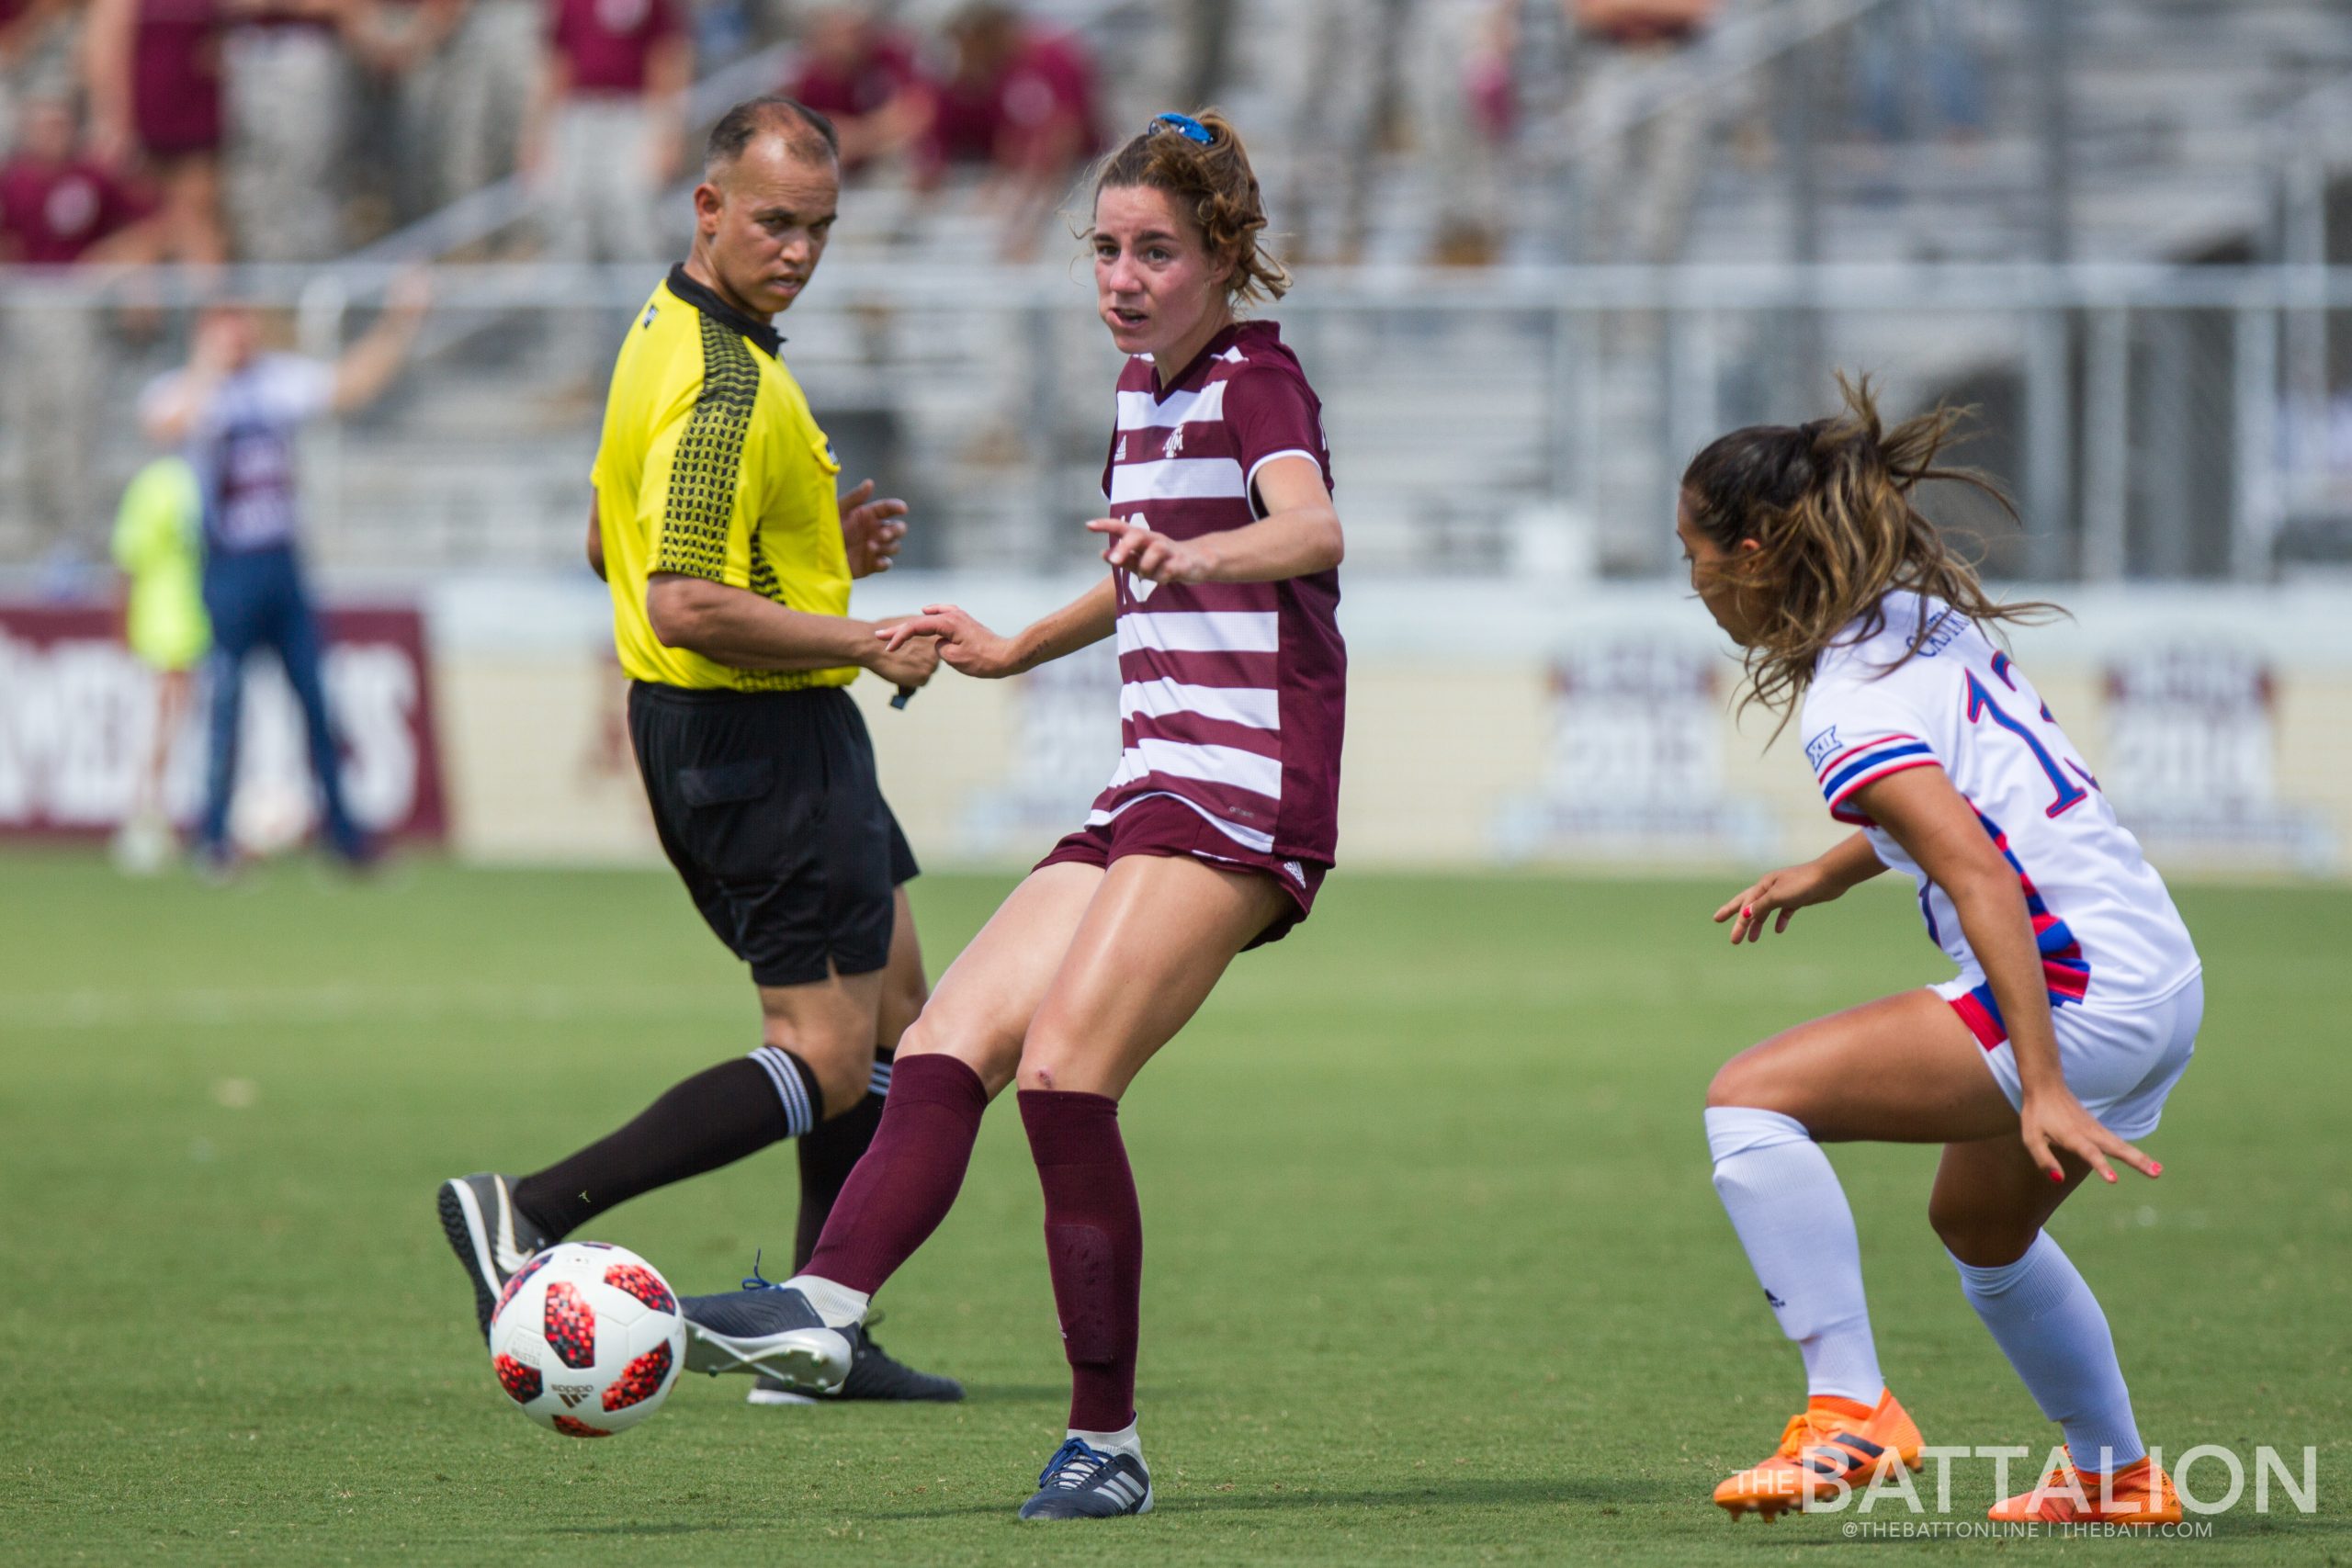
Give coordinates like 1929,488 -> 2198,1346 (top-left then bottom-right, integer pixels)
486,1242 -> 684,1438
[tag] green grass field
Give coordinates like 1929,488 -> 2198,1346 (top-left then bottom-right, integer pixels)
2,852 -> 2346,1564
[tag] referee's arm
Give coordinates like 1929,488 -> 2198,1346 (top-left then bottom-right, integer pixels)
633,383 -> 937,687
647,572 -> 925,677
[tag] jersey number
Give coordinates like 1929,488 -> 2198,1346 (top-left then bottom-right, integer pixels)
1963,670 -> 2090,818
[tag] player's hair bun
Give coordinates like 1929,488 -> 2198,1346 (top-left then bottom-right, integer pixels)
1093,109 -> 1290,304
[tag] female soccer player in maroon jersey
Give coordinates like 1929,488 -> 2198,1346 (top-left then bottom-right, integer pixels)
671,109 -> 1347,1522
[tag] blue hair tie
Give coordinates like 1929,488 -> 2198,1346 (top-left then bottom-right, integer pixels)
1152,112 -> 1214,145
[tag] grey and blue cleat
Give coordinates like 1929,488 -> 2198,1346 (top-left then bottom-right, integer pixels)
1017,1438 -> 1154,1520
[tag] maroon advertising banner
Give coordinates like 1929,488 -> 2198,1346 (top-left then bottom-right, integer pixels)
0,602 -> 447,843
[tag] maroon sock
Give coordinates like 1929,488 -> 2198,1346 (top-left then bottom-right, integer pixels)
1019,1089 -> 1141,1433
802,1054 -> 988,1295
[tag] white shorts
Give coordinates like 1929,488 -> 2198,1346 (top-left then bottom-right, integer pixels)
1931,974 -> 2201,1142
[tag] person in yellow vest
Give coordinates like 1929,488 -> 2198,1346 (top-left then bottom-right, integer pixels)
109,452 -> 210,874
437,95 -> 963,1406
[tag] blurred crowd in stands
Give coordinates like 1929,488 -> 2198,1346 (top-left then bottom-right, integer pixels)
0,0 -> 1992,272
0,0 -> 1995,554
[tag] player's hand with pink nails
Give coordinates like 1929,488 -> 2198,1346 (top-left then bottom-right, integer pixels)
877,604 -> 1021,678
1713,860 -> 1842,944
840,478 -> 910,579
1086,517 -> 1216,585
2019,1084 -> 2160,1187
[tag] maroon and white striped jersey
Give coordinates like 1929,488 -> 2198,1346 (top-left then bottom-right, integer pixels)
1089,321 -> 1346,866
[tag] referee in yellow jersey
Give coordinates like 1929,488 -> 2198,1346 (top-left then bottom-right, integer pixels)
440,96 -> 961,1404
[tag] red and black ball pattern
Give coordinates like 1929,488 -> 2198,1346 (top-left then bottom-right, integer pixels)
492,1354 -> 542,1404
551,1416 -> 611,1439
602,1341 -> 674,1413
543,1281 -> 596,1370
603,1263 -> 677,1315
493,1252 -> 550,1321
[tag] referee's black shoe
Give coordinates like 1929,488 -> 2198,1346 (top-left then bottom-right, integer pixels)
745,1319 -> 966,1405
436,1172 -> 552,1342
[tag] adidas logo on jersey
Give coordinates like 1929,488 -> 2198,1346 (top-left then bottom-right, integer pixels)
1114,435 -> 1127,462
1165,424 -> 1186,457
639,303 -> 659,330
1284,860 -> 1306,886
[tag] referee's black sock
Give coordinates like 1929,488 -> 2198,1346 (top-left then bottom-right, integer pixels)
513,1050 -> 823,1241
793,1049 -> 894,1271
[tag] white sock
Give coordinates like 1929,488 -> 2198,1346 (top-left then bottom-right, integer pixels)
1069,1418 -> 1143,1464
782,1273 -> 870,1329
1951,1233 -> 2145,1472
1705,1106 -> 1885,1404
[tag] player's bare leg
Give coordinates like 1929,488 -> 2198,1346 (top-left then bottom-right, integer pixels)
1930,1136 -> 2178,1522
1706,993 -> 1994,1515
1704,992 -> 2162,1518
697,865 -> 1107,1388
1012,854 -> 1288,1520
1015,852 -> 1290,1099
755,962 -> 887,1125
758,887 -> 967,1405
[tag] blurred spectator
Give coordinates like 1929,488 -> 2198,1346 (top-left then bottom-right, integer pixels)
1283,0 -> 1402,265
524,0 -> 689,269
1410,0 -> 1518,266
82,0 -> 229,262
138,276 -> 428,874
1568,0 -> 1719,263
433,0 -> 537,213
928,1 -> 1098,260
345,0 -> 470,226
787,4 -> 929,176
0,92 -> 158,546
221,0 -> 354,261
108,449 -> 209,874
1852,0 -> 1984,147
1,0 -> 74,159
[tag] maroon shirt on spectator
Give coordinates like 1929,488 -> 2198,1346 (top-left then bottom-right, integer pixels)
132,0 -> 223,157
929,26 -> 1098,170
790,30 -> 922,122
548,0 -> 680,96
0,156 -> 150,263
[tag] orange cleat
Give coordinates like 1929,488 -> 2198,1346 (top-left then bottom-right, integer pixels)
1988,1450 -> 2181,1526
1713,1389 -> 1924,1519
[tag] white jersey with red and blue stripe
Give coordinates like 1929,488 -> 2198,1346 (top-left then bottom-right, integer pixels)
1797,592 -> 2200,1038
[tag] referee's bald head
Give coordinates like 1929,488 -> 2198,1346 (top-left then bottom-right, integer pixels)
705,95 -> 840,180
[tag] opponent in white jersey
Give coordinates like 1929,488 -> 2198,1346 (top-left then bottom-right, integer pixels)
1803,591 -> 2200,1056
1678,379 -> 2198,1526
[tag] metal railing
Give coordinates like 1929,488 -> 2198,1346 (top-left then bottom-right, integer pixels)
6,259 -> 2352,583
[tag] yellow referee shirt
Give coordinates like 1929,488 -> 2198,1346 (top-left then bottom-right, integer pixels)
594,265 -> 856,692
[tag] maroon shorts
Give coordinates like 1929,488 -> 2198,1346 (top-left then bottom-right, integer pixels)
1035,795 -> 1328,950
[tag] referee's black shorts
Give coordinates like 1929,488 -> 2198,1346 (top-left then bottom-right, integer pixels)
628,682 -> 919,987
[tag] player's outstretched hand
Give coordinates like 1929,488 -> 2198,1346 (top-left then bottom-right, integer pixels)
2019,1086 -> 2162,1186
841,479 -> 910,579
1713,860 -> 1842,944
1087,517 -> 1216,585
878,604 -> 1020,678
